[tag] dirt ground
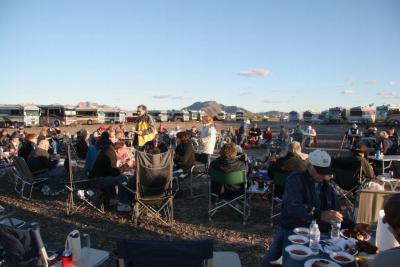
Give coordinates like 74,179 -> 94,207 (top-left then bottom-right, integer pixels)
0,122 -> 370,266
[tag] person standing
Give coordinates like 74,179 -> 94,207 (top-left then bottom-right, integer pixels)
134,105 -> 157,151
199,115 -> 217,170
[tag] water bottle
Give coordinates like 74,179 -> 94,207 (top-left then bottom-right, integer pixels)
330,220 -> 341,240
375,148 -> 381,160
309,220 -> 320,255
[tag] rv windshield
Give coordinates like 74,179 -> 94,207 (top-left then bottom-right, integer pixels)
25,110 -> 39,116
65,109 -> 76,116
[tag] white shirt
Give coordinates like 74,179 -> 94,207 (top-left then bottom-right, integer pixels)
199,124 -> 217,155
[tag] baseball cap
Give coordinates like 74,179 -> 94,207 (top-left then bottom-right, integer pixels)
308,149 -> 332,175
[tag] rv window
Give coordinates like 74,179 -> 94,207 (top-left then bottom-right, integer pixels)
10,109 -> 21,116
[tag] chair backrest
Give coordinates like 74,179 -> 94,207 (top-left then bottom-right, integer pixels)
116,238 -> 214,267
355,189 -> 396,224
13,157 -> 34,178
0,223 -> 45,267
209,169 -> 247,185
136,149 -> 174,198
332,161 -> 361,191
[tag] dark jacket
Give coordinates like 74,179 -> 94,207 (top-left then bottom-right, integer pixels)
210,157 -> 246,174
174,142 -> 196,172
268,152 -> 306,177
27,148 -> 57,175
89,145 -> 128,178
76,138 -> 88,159
249,127 -> 261,137
333,154 -> 375,179
280,171 -> 354,232
18,141 -> 36,161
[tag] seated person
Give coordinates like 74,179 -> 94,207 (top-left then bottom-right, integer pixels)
248,123 -> 262,143
376,131 -> 393,155
267,142 -> 307,198
174,132 -> 196,172
89,141 -> 133,212
346,123 -> 361,149
262,150 -> 367,267
3,131 -> 21,155
371,193 -> 400,267
76,129 -> 90,159
27,139 -> 65,195
262,127 -> 273,143
18,133 -> 37,161
210,143 -> 246,200
333,144 -> 375,180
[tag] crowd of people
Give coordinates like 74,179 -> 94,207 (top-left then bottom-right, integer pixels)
1,107 -> 400,266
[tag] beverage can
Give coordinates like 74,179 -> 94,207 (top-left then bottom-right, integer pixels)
62,250 -> 73,267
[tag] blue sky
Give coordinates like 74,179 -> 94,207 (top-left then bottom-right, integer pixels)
0,0 -> 399,112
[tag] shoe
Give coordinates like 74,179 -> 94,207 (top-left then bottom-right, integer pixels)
117,202 -> 132,212
41,185 -> 50,196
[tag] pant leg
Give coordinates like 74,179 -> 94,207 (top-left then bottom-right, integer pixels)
38,167 -> 65,192
101,175 -> 128,201
261,229 -> 285,267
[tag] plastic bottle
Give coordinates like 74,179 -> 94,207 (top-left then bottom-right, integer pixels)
375,148 -> 381,160
309,220 -> 320,255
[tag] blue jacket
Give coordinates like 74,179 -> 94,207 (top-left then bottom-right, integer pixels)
280,171 -> 354,232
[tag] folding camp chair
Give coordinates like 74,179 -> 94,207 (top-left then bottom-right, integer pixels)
208,169 -> 249,224
12,157 -> 49,200
354,189 -> 396,224
116,238 -> 214,267
270,171 -> 287,225
134,149 -> 174,226
0,207 -> 25,229
65,144 -> 105,215
0,222 -> 56,267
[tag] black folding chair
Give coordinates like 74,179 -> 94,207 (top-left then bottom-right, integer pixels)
116,238 -> 214,267
134,149 -> 174,226
0,222 -> 56,267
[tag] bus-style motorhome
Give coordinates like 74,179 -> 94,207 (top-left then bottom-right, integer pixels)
76,107 -> 105,125
0,104 -> 40,127
289,111 -> 301,122
148,110 -> 168,122
101,107 -> 126,124
376,104 -> 400,124
385,105 -> 400,126
235,111 -> 245,121
328,107 -> 347,124
348,106 -> 376,124
39,105 -> 77,127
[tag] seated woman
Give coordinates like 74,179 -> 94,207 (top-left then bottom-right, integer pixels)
76,129 -> 90,159
174,132 -> 196,172
210,143 -> 246,200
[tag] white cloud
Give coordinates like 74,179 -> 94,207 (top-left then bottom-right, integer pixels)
171,96 -> 192,100
262,99 -> 280,104
341,90 -> 355,95
389,80 -> 398,86
238,68 -> 272,77
152,95 -> 170,99
377,91 -> 400,99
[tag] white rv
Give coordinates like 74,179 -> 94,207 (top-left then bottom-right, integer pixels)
0,104 -> 40,127
348,106 -> 376,124
215,111 -> 226,121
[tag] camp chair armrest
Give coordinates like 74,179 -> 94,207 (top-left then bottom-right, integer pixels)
32,168 -> 49,175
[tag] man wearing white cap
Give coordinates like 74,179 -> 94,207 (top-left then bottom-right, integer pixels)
262,149 -> 367,267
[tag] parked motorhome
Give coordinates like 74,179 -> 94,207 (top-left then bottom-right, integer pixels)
215,111 -> 226,121
328,107 -> 347,124
236,111 -> 245,121
148,110 -> 168,122
302,110 -> 313,123
376,104 -> 400,124
169,110 -> 190,122
288,111 -> 301,122
188,110 -> 201,121
348,106 -> 376,124
0,104 -> 40,127
101,107 -> 126,124
39,105 -> 77,127
385,106 -> 400,126
76,107 -> 105,125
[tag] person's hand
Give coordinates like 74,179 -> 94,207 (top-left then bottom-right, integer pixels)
320,210 -> 343,223
137,130 -> 143,136
126,159 -> 134,168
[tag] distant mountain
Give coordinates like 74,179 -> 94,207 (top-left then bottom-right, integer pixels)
76,101 -> 116,108
257,110 -> 287,116
183,101 -> 250,117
